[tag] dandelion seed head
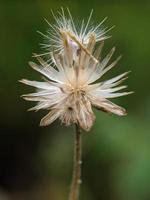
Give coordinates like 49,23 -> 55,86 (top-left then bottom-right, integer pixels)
20,9 -> 132,131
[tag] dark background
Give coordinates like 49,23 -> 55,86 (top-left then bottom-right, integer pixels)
0,0 -> 150,200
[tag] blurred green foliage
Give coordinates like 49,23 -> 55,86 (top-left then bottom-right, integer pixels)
0,0 -> 150,200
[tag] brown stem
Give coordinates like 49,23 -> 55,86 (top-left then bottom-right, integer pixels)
69,124 -> 82,200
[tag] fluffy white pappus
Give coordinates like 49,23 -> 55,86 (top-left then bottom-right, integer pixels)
36,8 -> 113,64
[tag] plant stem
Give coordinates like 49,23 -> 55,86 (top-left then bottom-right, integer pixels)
69,124 -> 82,200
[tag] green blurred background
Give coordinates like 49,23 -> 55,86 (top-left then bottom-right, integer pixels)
0,0 -> 150,200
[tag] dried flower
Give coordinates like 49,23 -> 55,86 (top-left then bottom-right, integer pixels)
20,9 -> 132,131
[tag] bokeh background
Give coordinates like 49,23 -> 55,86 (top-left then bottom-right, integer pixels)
0,0 -> 150,200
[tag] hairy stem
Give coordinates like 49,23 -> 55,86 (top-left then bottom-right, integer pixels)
69,124 -> 82,200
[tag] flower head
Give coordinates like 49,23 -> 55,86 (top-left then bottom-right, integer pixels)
20,9 -> 132,131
